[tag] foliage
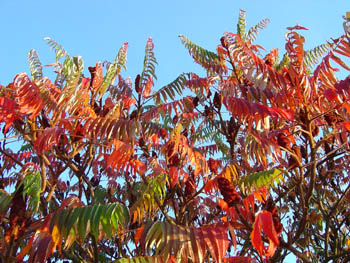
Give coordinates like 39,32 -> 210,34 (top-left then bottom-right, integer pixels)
1,10 -> 350,263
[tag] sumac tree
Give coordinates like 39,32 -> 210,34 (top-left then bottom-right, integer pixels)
1,10 -> 350,263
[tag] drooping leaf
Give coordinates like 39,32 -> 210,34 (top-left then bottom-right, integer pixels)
14,73 -> 43,119
144,221 -> 229,263
34,126 -> 66,154
304,42 -> 332,70
0,96 -> 21,133
246,18 -> 270,42
44,37 -> 68,61
82,118 -> 140,143
19,203 -> 129,262
21,164 -> 42,213
179,35 -> 227,74
251,210 -> 280,258
223,96 -> 294,128
152,73 -> 189,104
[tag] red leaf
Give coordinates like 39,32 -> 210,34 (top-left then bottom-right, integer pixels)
169,166 -> 179,188
197,224 -> 229,263
251,210 -> 280,258
204,178 -> 218,194
60,195 -> 83,209
143,76 -> 153,98
340,122 -> 350,131
92,62 -> 103,90
34,127 -> 66,154
224,257 -> 254,263
251,214 -> 264,257
134,226 -> 144,245
0,97 -> 21,133
223,97 -> 294,125
14,73 -> 43,119
331,52 -> 350,70
243,194 -> 255,214
324,88 -> 340,103
286,24 -> 309,31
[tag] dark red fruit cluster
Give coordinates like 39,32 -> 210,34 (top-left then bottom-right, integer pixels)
288,145 -> 302,169
217,177 -> 241,207
265,197 -> 283,235
213,92 -> 222,110
159,128 -> 168,139
185,177 -> 196,196
208,158 -> 219,174
135,74 -> 141,94
88,66 -> 96,85
277,133 -> 290,149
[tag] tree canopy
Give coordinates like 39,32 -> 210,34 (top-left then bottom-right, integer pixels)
1,10 -> 350,263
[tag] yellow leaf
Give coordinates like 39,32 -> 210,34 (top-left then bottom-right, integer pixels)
64,228 -> 77,250
51,224 -> 62,254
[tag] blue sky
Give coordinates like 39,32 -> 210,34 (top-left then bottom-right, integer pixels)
0,0 -> 348,87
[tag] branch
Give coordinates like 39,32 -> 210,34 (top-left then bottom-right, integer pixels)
280,239 -> 312,263
0,148 -> 24,168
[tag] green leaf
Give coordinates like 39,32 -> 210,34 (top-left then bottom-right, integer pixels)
152,73 -> 189,104
21,166 -> 42,213
91,205 -> 104,238
77,205 -> 92,239
179,35 -> 225,74
49,203 -> 129,247
0,190 -> 11,214
66,206 -> 83,235
239,168 -> 284,193
28,49 -> 43,80
114,255 -> 169,263
98,42 -> 128,99
44,37 -> 68,61
304,42 -> 332,70
237,9 -> 247,38
246,18 -> 270,42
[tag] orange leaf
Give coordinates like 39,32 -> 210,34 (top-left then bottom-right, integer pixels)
132,210 -> 138,224
204,178 -> 218,194
331,52 -> 350,70
218,198 -> 228,211
243,194 -> 255,214
134,226 -> 144,245
17,233 -> 35,261
342,103 -> 350,115
143,76 -> 153,98
254,187 -> 267,204
169,166 -> 179,188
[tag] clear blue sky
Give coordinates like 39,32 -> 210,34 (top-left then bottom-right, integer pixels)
0,0 -> 348,87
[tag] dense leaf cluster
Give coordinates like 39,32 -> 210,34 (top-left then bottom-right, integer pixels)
1,10 -> 350,263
